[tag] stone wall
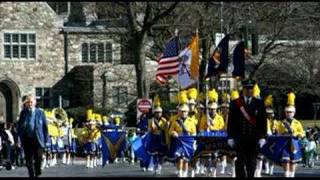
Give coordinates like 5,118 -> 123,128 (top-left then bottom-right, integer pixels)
0,2 -> 65,115
66,33 -> 137,112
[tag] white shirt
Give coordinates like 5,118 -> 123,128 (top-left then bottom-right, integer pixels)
5,129 -> 14,146
244,96 -> 252,105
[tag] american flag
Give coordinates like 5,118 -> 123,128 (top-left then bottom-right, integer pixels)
156,37 -> 180,85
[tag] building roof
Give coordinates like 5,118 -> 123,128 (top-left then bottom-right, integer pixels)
61,26 -> 127,34
62,18 -> 128,34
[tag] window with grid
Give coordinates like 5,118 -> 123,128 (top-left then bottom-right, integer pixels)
3,33 -> 36,60
82,42 -> 112,63
112,86 -> 128,105
35,88 -> 52,108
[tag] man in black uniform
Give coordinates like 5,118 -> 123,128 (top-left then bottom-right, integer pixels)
227,79 -> 267,177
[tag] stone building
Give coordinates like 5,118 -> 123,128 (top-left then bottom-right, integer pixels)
0,2 -> 158,123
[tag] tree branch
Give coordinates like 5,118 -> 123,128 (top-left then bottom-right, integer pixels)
125,2 -> 138,33
143,2 -> 179,31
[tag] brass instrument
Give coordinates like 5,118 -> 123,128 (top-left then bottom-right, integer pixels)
52,108 -> 68,126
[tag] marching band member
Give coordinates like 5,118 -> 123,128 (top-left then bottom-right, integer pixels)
187,89 -> 200,177
193,93 -> 205,176
50,119 -> 60,167
198,89 -> 224,176
42,110 -> 54,169
137,111 -> 150,171
217,92 -> 230,175
264,95 -> 279,176
147,95 -> 167,175
102,115 -> 110,127
227,79 -> 267,178
169,102 -> 197,177
63,117 -> 77,165
278,91 -> 305,178
83,110 -> 101,168
252,83 -> 265,178
95,114 -> 103,166
198,89 -> 224,177
254,89 -> 279,177
187,88 -> 199,128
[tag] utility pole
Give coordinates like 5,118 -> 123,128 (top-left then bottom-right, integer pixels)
220,1 -> 224,34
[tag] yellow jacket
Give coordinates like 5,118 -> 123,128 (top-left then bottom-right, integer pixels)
148,117 -> 167,134
267,118 -> 280,135
169,114 -> 179,124
278,119 -> 305,138
198,113 -> 225,132
48,123 -> 60,137
189,113 -> 199,126
85,127 -> 101,142
58,127 -> 65,137
169,117 -> 197,136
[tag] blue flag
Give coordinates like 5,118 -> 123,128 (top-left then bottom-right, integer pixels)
260,135 -> 302,165
168,135 -> 195,161
101,130 -> 127,166
206,35 -> 229,78
132,133 -> 151,165
232,41 -> 245,78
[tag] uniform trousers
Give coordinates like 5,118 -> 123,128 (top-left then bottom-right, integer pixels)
22,136 -> 43,178
235,137 -> 258,178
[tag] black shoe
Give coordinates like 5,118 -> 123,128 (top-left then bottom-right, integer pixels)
35,171 -> 42,177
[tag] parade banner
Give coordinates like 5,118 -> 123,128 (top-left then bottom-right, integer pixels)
101,130 -> 127,166
260,135 -> 302,165
193,131 -> 232,158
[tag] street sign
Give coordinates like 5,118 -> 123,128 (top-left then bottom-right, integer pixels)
136,98 -> 152,124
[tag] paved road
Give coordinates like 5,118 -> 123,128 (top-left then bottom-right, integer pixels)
1,158 -> 320,177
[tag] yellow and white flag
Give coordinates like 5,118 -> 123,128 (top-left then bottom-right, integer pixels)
177,33 -> 199,89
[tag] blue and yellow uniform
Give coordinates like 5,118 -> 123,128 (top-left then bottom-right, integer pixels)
278,118 -> 305,163
147,116 -> 168,156
278,119 -> 305,138
198,113 -> 224,132
169,116 -> 197,136
267,118 -> 280,136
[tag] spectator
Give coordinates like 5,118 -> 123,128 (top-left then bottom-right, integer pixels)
17,95 -> 49,177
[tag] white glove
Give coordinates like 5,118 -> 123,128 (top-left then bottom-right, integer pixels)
227,139 -> 235,148
258,138 -> 266,148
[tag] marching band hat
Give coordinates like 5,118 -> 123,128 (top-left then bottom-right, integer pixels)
285,105 -> 296,112
285,91 -> 296,112
219,103 -> 229,108
188,99 -> 196,105
208,102 -> 218,109
179,104 -> 189,112
266,107 -> 274,114
242,79 -> 256,88
153,106 -> 163,113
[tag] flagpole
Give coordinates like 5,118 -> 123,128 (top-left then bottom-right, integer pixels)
196,28 -> 200,102
175,28 -> 181,106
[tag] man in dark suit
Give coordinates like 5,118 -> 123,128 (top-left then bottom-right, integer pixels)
17,95 -> 48,178
227,79 -> 267,177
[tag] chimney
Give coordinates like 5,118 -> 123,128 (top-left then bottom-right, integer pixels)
81,2 -> 97,25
